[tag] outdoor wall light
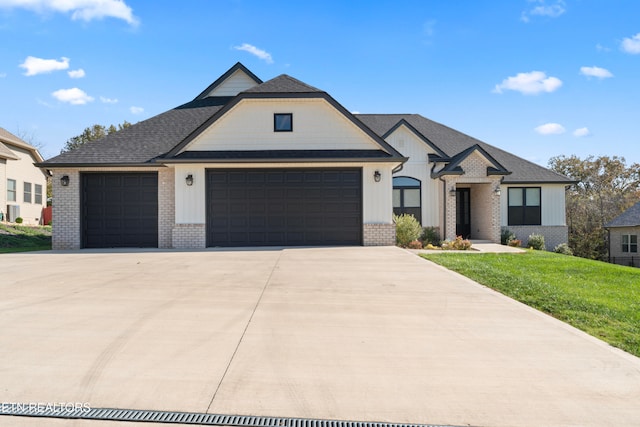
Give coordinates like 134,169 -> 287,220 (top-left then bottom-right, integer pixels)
449,186 -> 456,197
373,170 -> 381,182
494,186 -> 502,196
186,174 -> 194,186
60,175 -> 70,187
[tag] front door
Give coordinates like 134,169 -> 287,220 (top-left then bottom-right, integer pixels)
456,188 -> 471,239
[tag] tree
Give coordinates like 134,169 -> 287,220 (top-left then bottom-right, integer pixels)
60,121 -> 132,153
548,155 -> 640,260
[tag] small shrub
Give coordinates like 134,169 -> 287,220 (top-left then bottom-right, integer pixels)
442,236 -> 472,251
15,217 -> 23,224
508,239 -> 522,247
501,227 -> 516,245
393,214 -> 422,247
424,243 -> 440,250
527,233 -> 546,250
407,240 -> 424,249
420,226 -> 441,246
554,243 -> 573,256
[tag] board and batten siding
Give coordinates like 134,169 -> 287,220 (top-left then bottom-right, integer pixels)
185,99 -> 382,152
500,184 -> 567,226
205,69 -> 259,97
173,162 -> 396,225
385,124 -> 440,227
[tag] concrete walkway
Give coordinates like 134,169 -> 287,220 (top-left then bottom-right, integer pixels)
1,247 -> 639,427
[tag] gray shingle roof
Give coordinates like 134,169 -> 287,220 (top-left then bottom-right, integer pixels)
244,74 -> 323,93
605,201 -> 640,228
356,114 -> 572,184
41,98 -> 225,165
0,127 -> 43,161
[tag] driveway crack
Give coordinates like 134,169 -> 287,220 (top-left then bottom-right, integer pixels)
206,250 -> 283,412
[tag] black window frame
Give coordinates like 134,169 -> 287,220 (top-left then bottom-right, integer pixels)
622,234 -> 638,253
392,176 -> 422,224
7,179 -> 16,202
508,187 -> 541,226
274,113 -> 293,132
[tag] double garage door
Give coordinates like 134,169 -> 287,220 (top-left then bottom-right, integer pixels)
207,168 -> 362,247
81,169 -> 362,248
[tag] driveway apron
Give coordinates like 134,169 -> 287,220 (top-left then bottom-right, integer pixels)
0,247 -> 639,427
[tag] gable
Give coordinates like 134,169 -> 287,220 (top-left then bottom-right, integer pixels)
204,69 -> 260,97
384,124 -> 439,162
458,150 -> 498,179
183,98 -> 386,152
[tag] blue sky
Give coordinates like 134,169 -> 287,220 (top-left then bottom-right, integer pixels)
1,0 -> 639,167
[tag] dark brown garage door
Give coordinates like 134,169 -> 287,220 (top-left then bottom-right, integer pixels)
207,168 -> 362,247
82,173 -> 158,248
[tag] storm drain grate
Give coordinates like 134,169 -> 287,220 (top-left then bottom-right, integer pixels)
0,403 -> 460,427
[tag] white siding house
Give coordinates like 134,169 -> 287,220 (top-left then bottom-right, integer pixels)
1,128 -> 48,225
39,63 -> 570,250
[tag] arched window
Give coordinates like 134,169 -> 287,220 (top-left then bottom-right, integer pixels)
393,176 -> 421,224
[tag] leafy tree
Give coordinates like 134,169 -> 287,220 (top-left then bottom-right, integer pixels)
61,121 -> 132,153
548,155 -> 640,260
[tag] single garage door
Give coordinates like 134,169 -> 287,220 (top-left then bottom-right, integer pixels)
82,172 -> 158,248
207,168 -> 362,247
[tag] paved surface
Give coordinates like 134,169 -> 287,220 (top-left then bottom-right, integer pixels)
1,247 -> 639,427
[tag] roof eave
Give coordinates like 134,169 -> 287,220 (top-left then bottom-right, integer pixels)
157,157 -> 408,164
35,162 -> 165,169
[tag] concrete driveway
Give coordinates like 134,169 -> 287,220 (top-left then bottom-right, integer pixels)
1,247 -> 639,427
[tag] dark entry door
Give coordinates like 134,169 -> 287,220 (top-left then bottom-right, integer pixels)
206,168 -> 362,247
82,173 -> 158,248
456,188 -> 471,239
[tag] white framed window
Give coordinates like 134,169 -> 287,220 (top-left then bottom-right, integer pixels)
24,182 -> 32,203
35,184 -> 43,205
622,234 -> 638,253
7,179 -> 16,202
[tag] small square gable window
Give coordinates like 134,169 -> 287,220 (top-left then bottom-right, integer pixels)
274,113 -> 292,132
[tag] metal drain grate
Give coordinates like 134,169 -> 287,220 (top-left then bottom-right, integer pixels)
0,403 -> 459,427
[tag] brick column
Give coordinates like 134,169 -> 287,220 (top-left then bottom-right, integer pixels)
52,169 -> 81,250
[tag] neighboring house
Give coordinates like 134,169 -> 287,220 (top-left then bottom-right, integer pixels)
0,128 -> 48,225
38,63 -> 571,250
605,201 -> 640,268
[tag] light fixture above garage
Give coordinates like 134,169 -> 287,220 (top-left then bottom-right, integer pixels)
373,170 -> 381,182
494,186 -> 501,196
186,174 -> 194,186
60,175 -> 69,187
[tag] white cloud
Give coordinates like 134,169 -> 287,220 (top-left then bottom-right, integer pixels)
20,56 -> 69,76
493,71 -> 562,95
522,0 -> 566,22
580,66 -> 613,79
596,43 -> 611,53
68,68 -> 85,78
535,123 -> 566,135
100,96 -> 118,104
130,106 -> 144,114
573,127 -> 590,137
51,87 -> 94,105
0,0 -> 138,25
0,73 -> 6,78
233,43 -> 273,64
621,33 -> 640,54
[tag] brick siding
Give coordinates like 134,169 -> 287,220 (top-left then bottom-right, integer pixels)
172,224 -> 206,249
508,225 -> 568,250
363,223 -> 395,246
52,169 -> 81,250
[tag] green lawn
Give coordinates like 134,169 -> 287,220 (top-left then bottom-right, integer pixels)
421,250 -> 640,357
0,223 -> 52,253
